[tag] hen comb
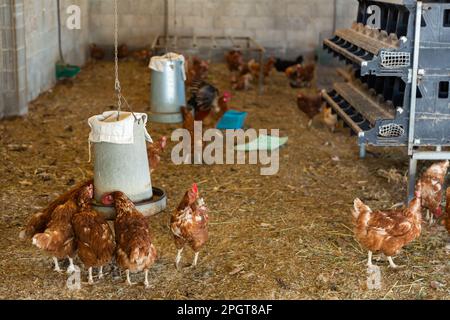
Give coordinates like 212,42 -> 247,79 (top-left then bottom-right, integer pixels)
435,207 -> 443,218
192,183 -> 198,194
223,91 -> 232,98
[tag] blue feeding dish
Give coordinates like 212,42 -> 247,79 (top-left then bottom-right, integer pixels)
216,110 -> 248,130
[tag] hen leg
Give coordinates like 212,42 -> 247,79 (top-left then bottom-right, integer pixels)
67,257 -> 76,274
193,252 -> 200,267
53,257 -> 62,273
387,256 -> 403,269
88,267 -> 94,285
425,209 -> 432,225
307,119 -> 313,128
175,248 -> 184,269
144,269 -> 150,288
98,266 -> 104,280
445,242 -> 450,252
367,251 -> 373,267
126,270 -> 136,286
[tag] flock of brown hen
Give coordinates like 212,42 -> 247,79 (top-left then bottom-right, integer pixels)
20,45 -> 450,289
20,137 -> 209,288
224,50 -> 337,133
353,161 -> 450,269
224,50 -> 338,131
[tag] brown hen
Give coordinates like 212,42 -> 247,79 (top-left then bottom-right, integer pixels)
90,44 -> 105,61
445,188 -> 450,235
419,160 -> 449,224
288,63 -> 316,88
202,92 -> 232,129
132,49 -> 153,65
171,184 -> 209,269
186,56 -> 209,87
180,106 -> 204,164
248,57 -> 276,80
32,184 -> 93,273
231,73 -> 253,91
297,90 -> 323,127
147,136 -> 168,173
225,50 -> 244,72
72,185 -> 115,284
20,179 -> 93,240
352,182 -> 423,268
105,192 -> 157,287
117,44 -> 129,60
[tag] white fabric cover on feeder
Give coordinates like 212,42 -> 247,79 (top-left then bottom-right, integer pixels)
88,111 -> 153,144
149,52 -> 187,81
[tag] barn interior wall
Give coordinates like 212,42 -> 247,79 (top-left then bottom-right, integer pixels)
23,0 -> 89,102
89,0 -> 358,58
0,0 -> 27,118
2,0 -> 358,118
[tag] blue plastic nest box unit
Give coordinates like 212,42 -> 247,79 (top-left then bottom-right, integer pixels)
216,110 -> 248,130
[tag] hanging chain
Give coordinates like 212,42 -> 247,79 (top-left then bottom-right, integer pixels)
112,0 -> 137,121
114,0 -> 122,113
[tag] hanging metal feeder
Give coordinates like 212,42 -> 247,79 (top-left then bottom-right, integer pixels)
149,53 -> 186,123
85,0 -> 166,219
88,111 -> 166,219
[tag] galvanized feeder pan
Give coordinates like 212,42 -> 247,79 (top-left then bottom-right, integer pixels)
149,53 -> 186,124
88,111 -> 166,219
93,187 -> 167,220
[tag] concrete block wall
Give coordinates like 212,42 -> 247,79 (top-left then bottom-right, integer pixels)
2,0 -> 359,117
0,0 -> 27,118
24,0 -> 89,101
89,0 -> 359,58
89,0 -> 164,46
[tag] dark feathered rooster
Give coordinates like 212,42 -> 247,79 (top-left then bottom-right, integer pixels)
274,55 -> 304,72
188,80 -> 220,121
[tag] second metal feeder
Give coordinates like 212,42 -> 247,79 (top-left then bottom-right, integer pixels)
149,53 -> 186,124
88,111 -> 166,219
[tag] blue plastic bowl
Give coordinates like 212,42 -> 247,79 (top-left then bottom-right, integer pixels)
216,110 -> 248,130
56,64 -> 81,80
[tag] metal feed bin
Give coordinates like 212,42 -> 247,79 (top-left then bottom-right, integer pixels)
149,53 -> 186,123
88,111 -> 166,219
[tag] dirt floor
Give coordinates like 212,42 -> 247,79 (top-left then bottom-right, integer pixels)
0,60 -> 449,300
